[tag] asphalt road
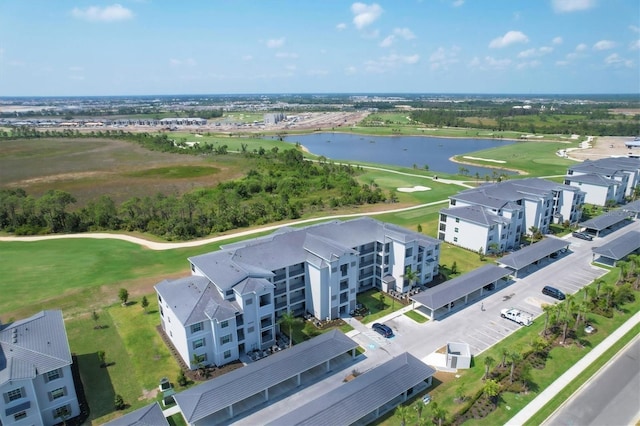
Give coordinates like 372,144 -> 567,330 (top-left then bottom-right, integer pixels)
542,336 -> 640,426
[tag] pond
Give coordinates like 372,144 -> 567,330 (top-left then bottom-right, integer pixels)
276,133 -> 516,177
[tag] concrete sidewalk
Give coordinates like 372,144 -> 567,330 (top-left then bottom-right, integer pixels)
506,310 -> 640,425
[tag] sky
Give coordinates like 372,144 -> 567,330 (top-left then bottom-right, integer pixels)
0,0 -> 639,96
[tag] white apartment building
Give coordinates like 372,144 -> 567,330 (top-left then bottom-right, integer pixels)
439,178 -> 585,253
155,217 -> 440,369
565,157 -> 640,206
0,311 -> 80,426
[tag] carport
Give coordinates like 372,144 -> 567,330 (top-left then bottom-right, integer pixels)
592,230 -> 640,266
410,265 -> 511,320
496,237 -> 570,278
621,200 -> 640,219
266,353 -> 435,426
174,330 -> 358,425
579,210 -> 633,237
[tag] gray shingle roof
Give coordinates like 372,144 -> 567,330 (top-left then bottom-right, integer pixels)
497,237 -> 570,270
174,329 -> 358,424
622,200 -> 640,214
565,173 -> 619,186
569,157 -> 640,174
592,231 -> 640,260
266,352 -> 436,426
441,205 -> 510,226
580,211 -> 633,230
411,265 -> 511,310
104,402 -> 169,426
0,310 -> 72,386
155,276 -> 240,326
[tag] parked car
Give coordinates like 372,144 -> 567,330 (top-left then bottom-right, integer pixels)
422,394 -> 432,405
542,285 -> 566,300
572,231 -> 593,241
372,322 -> 394,338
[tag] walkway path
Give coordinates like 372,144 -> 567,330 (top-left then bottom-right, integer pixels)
506,310 -> 640,425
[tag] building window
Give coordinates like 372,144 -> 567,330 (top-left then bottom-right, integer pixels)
191,264 -> 195,272
245,297 -> 253,305
248,326 -> 255,334
6,388 -> 23,402
340,263 -> 348,276
405,247 -> 413,257
455,217 -> 460,223
194,353 -> 207,363
220,320 -> 229,328
454,227 -> 459,233
46,369 -> 62,382
51,387 -> 66,400
192,338 -> 206,349
53,405 -> 71,419
453,237 -> 458,242
191,322 -> 203,333
224,350 -> 232,359
158,294 -> 162,304
160,306 -> 164,317
220,334 -> 232,345
14,411 -> 27,421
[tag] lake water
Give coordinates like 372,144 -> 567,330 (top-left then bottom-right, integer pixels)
277,133 -> 516,176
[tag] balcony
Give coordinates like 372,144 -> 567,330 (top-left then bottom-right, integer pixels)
288,264 -> 305,277
274,285 -> 287,296
273,273 -> 286,282
290,280 -> 305,292
260,317 -> 273,329
290,294 -> 305,305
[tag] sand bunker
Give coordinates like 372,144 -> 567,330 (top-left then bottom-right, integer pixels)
462,156 -> 506,164
397,185 -> 431,193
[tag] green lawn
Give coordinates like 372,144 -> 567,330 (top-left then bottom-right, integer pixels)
404,310 -> 428,323
358,289 -> 407,323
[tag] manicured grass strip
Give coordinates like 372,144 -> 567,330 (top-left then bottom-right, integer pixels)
404,310 -> 428,323
524,323 -> 640,426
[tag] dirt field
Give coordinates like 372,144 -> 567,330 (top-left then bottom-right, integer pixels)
567,136 -> 640,161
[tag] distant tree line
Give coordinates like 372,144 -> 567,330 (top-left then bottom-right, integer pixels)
0,149 -> 387,240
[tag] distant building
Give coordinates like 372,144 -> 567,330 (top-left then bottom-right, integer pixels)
0,311 -> 81,426
565,157 -> 640,206
439,178 -> 584,253
155,217 -> 440,369
263,113 -> 285,125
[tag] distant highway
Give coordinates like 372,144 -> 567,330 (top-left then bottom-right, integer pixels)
542,336 -> 640,426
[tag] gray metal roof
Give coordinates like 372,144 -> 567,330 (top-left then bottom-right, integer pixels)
622,200 -> 640,214
155,276 -> 240,326
592,231 -> 640,260
497,237 -> 570,270
411,265 -> 511,310
104,402 -> 169,426
580,211 -> 633,231
174,329 -> 358,424
266,352 -> 436,426
569,157 -> 640,174
0,310 -> 72,386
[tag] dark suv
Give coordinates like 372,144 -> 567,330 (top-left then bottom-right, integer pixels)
372,323 -> 394,338
572,231 -> 593,241
542,285 -> 565,300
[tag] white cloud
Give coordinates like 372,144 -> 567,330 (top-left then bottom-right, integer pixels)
429,46 -> 460,70
169,58 -> 196,67
351,2 -> 383,30
489,31 -> 529,48
242,55 -> 253,61
630,40 -> 640,50
517,46 -> 553,58
68,66 -> 84,72
517,60 -> 541,69
307,69 -> 329,76
469,56 -> 511,70
275,52 -> 299,59
575,43 -> 588,51
364,53 -> 419,73
71,4 -> 133,22
552,0 -> 596,13
552,36 -> 563,45
604,53 -> 633,68
379,35 -> 395,47
630,25 -> 640,33
394,28 -> 416,40
452,0 -> 464,7
556,60 -> 570,66
345,66 -> 357,75
593,40 -> 615,50
266,38 -> 285,48
336,22 -> 347,31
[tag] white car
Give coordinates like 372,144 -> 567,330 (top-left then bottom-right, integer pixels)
422,394 -> 431,404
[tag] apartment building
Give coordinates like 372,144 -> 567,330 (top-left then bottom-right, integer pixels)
439,178 -> 585,253
565,157 -> 640,206
155,217 -> 440,369
0,311 -> 80,426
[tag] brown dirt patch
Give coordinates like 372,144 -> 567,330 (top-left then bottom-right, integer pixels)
568,136 -> 639,161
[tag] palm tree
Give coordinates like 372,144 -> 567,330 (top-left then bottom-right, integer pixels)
413,399 -> 424,419
402,266 -> 419,290
394,405 -> 413,426
278,311 -> 301,348
483,355 -> 495,380
500,347 -> 509,368
541,304 -> 554,336
430,402 -> 447,426
483,379 -> 501,408
595,279 -> 605,298
573,300 -> 588,331
617,261 -> 630,284
509,350 -> 522,383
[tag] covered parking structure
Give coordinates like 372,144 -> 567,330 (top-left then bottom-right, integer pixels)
174,330 -> 358,425
621,200 -> 640,219
410,265 -> 511,320
579,210 -> 633,237
266,353 -> 436,426
592,230 -> 640,266
496,237 -> 570,278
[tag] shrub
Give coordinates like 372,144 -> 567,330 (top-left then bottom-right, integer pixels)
114,394 -> 125,410
177,369 -> 188,387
